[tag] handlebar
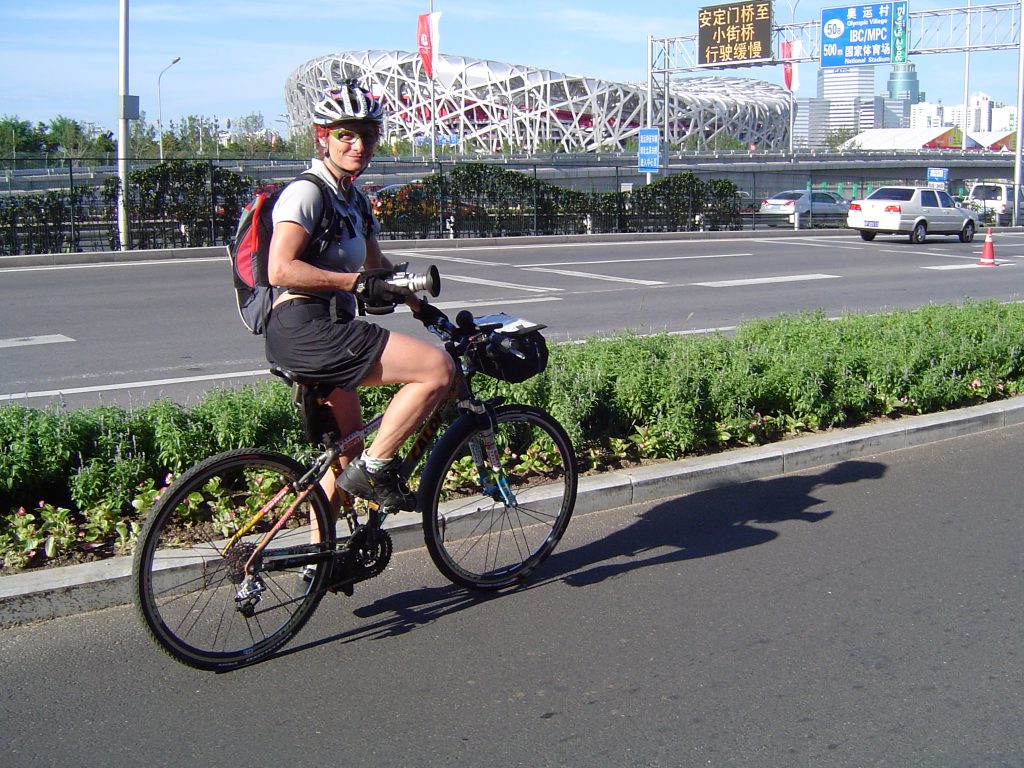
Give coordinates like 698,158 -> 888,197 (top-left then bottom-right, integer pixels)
375,264 -> 534,365
383,264 -> 440,298
419,307 -> 529,365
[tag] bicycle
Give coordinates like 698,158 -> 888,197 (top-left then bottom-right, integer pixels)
132,266 -> 578,671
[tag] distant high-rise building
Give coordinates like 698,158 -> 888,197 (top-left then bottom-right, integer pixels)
992,104 -> 1017,132
793,98 -> 831,148
814,66 -> 878,136
910,102 -> 945,129
817,66 -> 875,100
886,62 -> 924,104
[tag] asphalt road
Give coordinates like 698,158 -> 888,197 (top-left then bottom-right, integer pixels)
3,231 -> 1024,407
1,424 -> 1021,767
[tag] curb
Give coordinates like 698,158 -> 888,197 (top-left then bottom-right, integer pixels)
3,396 -> 1023,628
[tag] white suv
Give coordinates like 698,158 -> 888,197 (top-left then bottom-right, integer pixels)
964,182 -> 1022,226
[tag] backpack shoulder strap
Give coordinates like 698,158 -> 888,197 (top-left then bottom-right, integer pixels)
351,186 -> 375,238
291,171 -> 343,253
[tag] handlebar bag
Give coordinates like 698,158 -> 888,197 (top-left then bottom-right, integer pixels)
468,331 -> 548,383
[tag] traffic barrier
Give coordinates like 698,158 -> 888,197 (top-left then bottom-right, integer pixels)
978,228 -> 997,266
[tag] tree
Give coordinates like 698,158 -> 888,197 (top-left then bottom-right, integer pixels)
129,111 -> 159,160
825,128 -> 858,150
44,116 -> 94,157
0,115 -> 43,161
231,112 -> 271,156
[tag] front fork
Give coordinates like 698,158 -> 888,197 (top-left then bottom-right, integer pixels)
466,401 -> 516,506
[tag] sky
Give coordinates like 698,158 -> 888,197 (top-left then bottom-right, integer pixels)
1,0 -> 1019,134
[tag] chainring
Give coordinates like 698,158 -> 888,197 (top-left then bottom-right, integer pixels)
346,525 -> 393,579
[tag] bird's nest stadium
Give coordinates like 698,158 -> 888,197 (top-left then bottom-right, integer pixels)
284,50 -> 791,153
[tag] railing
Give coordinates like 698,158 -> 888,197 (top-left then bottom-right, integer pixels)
0,155 -> 997,255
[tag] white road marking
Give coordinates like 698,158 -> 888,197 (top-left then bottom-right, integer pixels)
529,253 -> 749,266
441,274 -> 560,292
0,370 -> 269,402
423,296 -> 562,311
0,334 -> 75,348
523,267 -> 666,285
0,257 -> 221,274
693,273 -> 840,288
387,250 -> 511,266
788,240 -> 864,250
922,263 -> 1014,270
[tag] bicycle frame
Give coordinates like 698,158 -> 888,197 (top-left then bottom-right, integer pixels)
226,352 -> 505,582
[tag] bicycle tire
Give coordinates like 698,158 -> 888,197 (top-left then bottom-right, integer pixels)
419,404 -> 577,590
133,448 -> 334,671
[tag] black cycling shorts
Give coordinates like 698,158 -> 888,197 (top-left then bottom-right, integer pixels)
264,300 -> 389,392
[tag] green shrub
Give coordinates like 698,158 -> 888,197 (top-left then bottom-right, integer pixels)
3,300 -> 1024,571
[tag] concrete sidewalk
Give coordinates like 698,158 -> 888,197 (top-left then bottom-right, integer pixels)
3,396 -> 1022,629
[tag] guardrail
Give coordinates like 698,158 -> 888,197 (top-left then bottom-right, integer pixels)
2,156 -> 961,255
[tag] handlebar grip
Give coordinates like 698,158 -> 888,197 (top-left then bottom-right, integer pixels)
384,265 -> 440,297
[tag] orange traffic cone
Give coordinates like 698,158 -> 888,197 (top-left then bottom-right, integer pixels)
979,228 -> 997,266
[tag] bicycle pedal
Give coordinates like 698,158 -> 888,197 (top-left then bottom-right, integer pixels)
328,579 -> 355,597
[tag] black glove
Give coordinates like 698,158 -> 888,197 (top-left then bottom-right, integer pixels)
412,301 -> 447,327
355,268 -> 398,305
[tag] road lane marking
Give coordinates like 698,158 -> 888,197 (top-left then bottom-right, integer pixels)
522,267 -> 666,286
693,273 -> 840,288
529,253 -> 750,266
0,370 -> 271,402
787,240 -> 864,250
387,250 -> 511,267
441,274 -> 560,292
922,263 -> 1015,270
0,334 -> 75,348
0,257 -> 221,273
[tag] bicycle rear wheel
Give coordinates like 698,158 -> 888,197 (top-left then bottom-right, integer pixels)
133,449 -> 334,671
419,404 -> 577,590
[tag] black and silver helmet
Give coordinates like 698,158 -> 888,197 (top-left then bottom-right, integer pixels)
312,79 -> 384,125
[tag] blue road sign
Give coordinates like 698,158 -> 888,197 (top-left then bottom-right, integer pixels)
821,2 -> 908,68
927,167 -> 949,184
638,128 -> 661,173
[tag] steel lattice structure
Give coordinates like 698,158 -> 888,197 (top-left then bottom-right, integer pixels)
652,2 -> 1020,71
284,49 -> 792,152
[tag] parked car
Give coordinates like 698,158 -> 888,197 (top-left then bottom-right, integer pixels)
964,181 -> 1023,226
736,190 -> 757,214
847,186 -> 979,243
757,189 -> 849,224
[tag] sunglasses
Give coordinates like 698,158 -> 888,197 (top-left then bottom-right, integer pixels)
327,127 -> 380,146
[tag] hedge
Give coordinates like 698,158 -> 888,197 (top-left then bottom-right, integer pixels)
3,300 -> 1023,570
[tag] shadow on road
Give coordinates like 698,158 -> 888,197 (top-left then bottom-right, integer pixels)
544,458 -> 887,587
276,459 -> 886,660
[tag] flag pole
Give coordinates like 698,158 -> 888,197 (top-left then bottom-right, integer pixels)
429,1 -> 436,163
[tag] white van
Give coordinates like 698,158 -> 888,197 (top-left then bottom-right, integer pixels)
964,182 -> 1023,226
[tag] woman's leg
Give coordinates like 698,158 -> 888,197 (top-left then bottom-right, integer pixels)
308,387 -> 362,548
319,387 -> 364,512
358,331 -> 454,458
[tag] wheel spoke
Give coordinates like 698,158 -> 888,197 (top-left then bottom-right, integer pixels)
423,405 -> 577,590
134,450 -> 333,671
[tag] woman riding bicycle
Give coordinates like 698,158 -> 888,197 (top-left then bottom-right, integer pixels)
265,79 -> 454,512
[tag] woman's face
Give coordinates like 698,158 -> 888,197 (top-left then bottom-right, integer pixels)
321,121 -> 379,176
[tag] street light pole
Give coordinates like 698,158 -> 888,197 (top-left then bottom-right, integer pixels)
157,56 -> 181,161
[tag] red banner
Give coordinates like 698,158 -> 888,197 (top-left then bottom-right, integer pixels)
417,13 -> 440,78
780,40 -> 800,92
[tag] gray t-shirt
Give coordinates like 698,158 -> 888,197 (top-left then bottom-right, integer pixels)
271,158 -> 380,316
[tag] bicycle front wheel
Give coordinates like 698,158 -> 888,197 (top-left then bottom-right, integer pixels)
133,449 -> 334,671
419,404 -> 577,590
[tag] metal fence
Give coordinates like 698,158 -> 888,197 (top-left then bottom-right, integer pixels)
0,155 -> 972,256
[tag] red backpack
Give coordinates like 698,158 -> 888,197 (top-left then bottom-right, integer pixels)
229,172 -> 341,334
